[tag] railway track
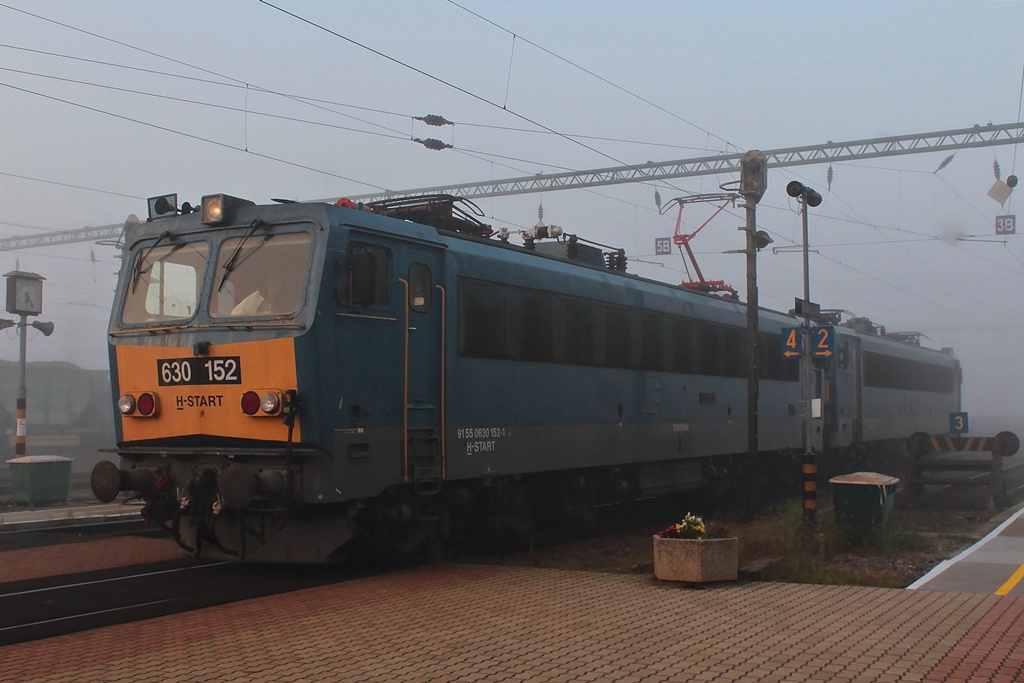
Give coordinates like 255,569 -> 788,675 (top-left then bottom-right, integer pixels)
0,556 -> 371,646
0,517 -> 155,551
1001,461 -> 1024,501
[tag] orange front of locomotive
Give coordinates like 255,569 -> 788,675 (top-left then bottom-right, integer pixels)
90,195 -> 353,561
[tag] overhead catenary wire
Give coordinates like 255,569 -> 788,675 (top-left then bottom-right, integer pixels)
0,170 -> 143,200
0,79 -> 391,191
256,0 -> 694,197
446,0 -> 741,154
0,47 -> 698,200
0,43 -> 721,155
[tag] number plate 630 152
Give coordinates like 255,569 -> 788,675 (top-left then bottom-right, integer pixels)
157,356 -> 242,386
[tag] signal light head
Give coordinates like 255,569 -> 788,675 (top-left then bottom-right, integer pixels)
786,180 -> 823,207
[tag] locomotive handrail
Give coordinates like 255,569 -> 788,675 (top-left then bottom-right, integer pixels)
335,312 -> 398,322
399,277 -> 410,484
436,283 -> 447,479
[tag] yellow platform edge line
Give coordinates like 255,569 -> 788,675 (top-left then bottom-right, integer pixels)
995,563 -> 1024,596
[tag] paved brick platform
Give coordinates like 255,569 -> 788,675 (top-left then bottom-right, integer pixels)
4,564 -> 1023,682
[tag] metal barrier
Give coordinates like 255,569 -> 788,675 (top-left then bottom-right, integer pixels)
903,431 -> 1020,508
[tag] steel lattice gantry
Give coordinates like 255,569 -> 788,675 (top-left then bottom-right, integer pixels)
349,122 -> 1024,202
2,121 -> 1023,252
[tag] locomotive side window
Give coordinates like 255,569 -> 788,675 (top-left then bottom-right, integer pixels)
863,351 -> 956,393
760,332 -> 798,381
460,279 -> 511,358
640,312 -> 666,371
669,318 -> 695,374
517,288 -> 553,363
603,306 -> 633,368
408,263 -> 431,313
122,241 -> 209,324
341,243 -> 390,307
457,277 -> 798,382
562,298 -> 596,365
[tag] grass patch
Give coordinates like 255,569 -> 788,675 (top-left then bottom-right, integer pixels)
452,495 -> 994,588
741,499 -> 942,587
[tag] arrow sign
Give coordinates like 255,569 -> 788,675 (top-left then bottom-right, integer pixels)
811,327 -> 835,357
781,326 -> 835,358
781,327 -> 802,357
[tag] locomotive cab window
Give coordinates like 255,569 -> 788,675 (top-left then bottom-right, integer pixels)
340,243 -> 390,307
408,263 -> 431,313
122,241 -> 209,324
212,231 -> 312,318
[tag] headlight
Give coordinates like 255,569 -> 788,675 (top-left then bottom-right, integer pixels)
201,194 -> 224,225
117,394 -> 136,415
200,194 -> 255,226
260,391 -> 281,414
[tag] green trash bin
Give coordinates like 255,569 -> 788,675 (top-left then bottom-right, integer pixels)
829,472 -> 899,540
7,455 -> 73,506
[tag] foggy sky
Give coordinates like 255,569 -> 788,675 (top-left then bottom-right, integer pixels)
1,1 -> 1023,419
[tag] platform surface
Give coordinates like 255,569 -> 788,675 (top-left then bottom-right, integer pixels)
1,560 -> 1021,682
3,506 -> 1024,681
910,506 -> 1024,596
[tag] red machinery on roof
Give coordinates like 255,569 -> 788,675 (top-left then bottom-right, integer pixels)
665,192 -> 738,298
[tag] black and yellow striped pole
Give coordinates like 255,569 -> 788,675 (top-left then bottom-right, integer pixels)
803,451 -> 817,519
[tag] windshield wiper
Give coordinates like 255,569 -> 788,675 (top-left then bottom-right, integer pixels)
217,220 -> 269,293
131,231 -> 175,294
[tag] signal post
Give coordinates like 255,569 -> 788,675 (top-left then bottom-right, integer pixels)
3,271 -> 55,458
784,183 -> 824,522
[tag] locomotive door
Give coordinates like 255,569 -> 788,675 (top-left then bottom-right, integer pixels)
332,233 -> 444,499
398,246 -> 446,494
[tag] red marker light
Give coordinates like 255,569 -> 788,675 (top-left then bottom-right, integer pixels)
241,391 -> 261,415
137,392 -> 157,417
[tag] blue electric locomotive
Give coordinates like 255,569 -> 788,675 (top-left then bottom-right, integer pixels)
90,193 -> 960,561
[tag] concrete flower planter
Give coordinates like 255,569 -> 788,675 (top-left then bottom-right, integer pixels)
653,536 -> 739,583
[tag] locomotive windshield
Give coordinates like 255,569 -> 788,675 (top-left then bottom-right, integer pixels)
119,229 -> 314,326
123,241 -> 209,323
212,231 -> 312,318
